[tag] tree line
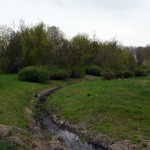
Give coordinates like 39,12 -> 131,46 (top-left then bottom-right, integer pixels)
127,46 -> 150,66
0,22 -> 149,73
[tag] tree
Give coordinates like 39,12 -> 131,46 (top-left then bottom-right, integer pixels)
47,26 -> 65,65
136,47 -> 144,66
96,40 -> 123,69
0,25 -> 13,72
6,32 -> 23,73
70,33 -> 91,67
20,22 -> 50,66
0,22 -> 138,73
143,45 -> 150,66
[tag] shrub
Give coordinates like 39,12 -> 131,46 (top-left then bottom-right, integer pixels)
147,68 -> 150,74
115,71 -> 124,79
102,71 -> 115,80
124,70 -> 134,78
134,69 -> 148,77
49,67 -> 70,80
71,67 -> 85,78
85,66 -> 102,76
18,66 -> 49,83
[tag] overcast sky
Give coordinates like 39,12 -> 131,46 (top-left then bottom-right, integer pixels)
0,0 -> 150,46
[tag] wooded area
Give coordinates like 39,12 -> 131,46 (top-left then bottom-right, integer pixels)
0,22 -> 149,73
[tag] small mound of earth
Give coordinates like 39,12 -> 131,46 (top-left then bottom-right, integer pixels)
109,140 -> 135,150
48,138 -> 71,150
0,124 -> 24,137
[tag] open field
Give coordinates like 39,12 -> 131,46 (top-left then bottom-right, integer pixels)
0,73 -> 150,149
47,76 -> 150,144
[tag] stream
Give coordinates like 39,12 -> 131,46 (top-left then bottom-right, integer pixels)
41,113 -> 105,150
35,87 -> 106,150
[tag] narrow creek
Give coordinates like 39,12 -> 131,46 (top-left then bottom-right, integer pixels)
35,87 -> 106,150
41,113 -> 105,150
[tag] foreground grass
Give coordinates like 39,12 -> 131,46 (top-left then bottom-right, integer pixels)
0,74 -> 51,129
0,74 -> 93,130
47,76 -> 150,144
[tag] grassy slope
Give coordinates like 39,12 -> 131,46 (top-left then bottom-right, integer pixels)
0,74 -> 51,129
48,76 -> 150,143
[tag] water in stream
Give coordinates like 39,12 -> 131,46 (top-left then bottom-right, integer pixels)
41,116 -> 105,150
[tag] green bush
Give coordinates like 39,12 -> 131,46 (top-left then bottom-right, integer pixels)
115,71 -> 125,79
18,66 -> 49,83
102,71 -> 115,80
71,67 -> 85,78
134,69 -> 148,77
147,69 -> 150,74
85,66 -> 102,76
124,70 -> 134,78
49,67 -> 70,80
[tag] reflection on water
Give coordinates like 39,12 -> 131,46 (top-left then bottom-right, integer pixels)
42,116 -> 105,150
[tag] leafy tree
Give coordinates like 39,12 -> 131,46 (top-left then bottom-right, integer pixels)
0,25 -> 13,72
96,41 -> 124,69
20,22 -> 50,66
0,22 -> 138,73
70,33 -> 91,68
6,32 -> 22,73
47,26 -> 65,65
136,47 -> 144,66
143,45 -> 150,66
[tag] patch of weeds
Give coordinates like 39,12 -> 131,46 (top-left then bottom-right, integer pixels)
0,140 -> 29,150
142,143 -> 148,148
87,93 -> 92,97
42,133 -> 52,140
33,101 -> 47,118
0,111 -> 3,114
57,136 -> 64,143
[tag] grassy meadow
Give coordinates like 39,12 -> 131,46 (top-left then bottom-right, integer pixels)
47,76 -> 150,144
0,73 -> 150,146
0,73 -> 82,130
0,74 -> 51,129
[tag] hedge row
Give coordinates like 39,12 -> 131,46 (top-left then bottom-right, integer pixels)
84,65 -> 149,80
18,66 -> 149,83
18,66 -> 85,83
102,69 -> 149,80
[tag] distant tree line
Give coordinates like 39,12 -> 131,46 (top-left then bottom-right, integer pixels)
127,46 -> 150,66
0,22 -> 149,73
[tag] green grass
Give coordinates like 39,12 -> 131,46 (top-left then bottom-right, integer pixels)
1,74 -> 150,145
0,73 -> 84,130
0,141 -> 29,150
0,74 -> 51,129
47,76 -> 150,143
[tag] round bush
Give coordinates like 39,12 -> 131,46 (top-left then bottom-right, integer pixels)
102,71 -> 115,80
115,71 -> 125,79
134,69 -> 148,77
85,66 -> 102,76
18,66 -> 49,83
124,70 -> 134,78
147,68 -> 150,74
49,67 -> 70,80
71,67 -> 85,78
